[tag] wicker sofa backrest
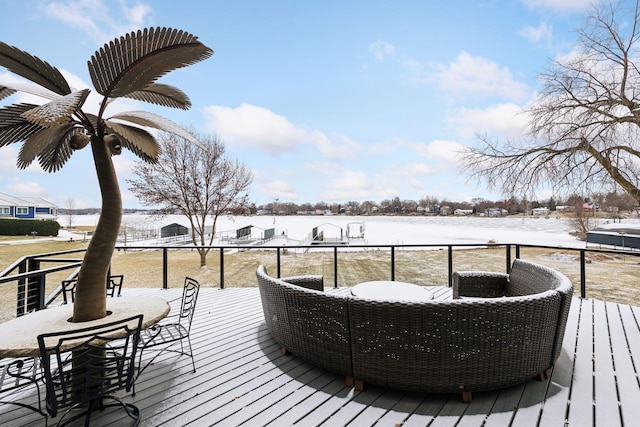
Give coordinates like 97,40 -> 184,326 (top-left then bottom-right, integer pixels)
507,259 -> 564,296
507,259 -> 574,362
279,274 -> 324,292
349,290 -> 564,394
256,265 -> 353,379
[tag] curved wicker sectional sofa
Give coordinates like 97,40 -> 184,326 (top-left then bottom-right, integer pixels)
256,259 -> 573,401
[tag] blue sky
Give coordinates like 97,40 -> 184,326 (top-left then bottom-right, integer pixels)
0,0 -> 600,209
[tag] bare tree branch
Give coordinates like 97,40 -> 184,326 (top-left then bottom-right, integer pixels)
462,0 -> 640,203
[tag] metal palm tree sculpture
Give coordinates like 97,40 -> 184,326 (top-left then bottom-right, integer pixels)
0,28 -> 213,322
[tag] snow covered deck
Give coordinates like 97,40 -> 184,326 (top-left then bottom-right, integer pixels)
2,286 -> 639,426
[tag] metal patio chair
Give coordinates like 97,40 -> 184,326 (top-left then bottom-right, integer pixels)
0,356 -> 44,417
61,274 -> 123,304
136,277 -> 200,378
37,315 -> 143,426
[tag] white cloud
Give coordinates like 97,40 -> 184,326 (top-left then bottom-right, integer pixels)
250,168 -> 300,201
414,139 -> 465,164
429,52 -> 530,100
6,178 -> 48,197
203,103 -> 308,155
300,162 -> 380,201
261,179 -> 299,201
122,3 -> 153,27
519,21 -> 553,45
40,0 -> 153,44
369,41 -> 396,62
523,0 -> 598,12
447,103 -> 528,140
314,132 -> 360,161
203,103 -> 360,160
324,170 -> 374,199
0,146 -> 18,173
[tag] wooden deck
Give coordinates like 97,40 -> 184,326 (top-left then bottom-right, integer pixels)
1,286 -> 640,426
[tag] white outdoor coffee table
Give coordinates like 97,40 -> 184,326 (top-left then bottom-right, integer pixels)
351,280 -> 433,302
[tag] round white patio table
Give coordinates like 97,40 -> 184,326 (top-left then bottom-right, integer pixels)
0,296 -> 170,358
351,281 -> 433,302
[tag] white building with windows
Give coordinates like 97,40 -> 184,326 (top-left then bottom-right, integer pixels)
0,192 -> 57,220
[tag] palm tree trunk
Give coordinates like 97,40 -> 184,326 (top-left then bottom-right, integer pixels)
73,135 -> 122,322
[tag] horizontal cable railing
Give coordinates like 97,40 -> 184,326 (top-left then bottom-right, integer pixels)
0,243 -> 638,318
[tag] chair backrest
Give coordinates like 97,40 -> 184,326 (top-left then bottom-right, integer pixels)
37,314 -> 143,418
61,274 -> 124,303
107,274 -> 124,297
60,279 -> 77,304
178,277 -> 200,334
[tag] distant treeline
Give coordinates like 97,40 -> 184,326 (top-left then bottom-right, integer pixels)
255,192 -> 639,216
58,191 -> 639,217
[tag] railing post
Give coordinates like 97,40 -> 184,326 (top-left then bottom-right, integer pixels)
515,245 -> 521,260
26,258 -> 42,313
391,246 -> 395,281
277,248 -> 281,278
580,250 -> 586,298
334,247 -> 338,288
506,244 -> 511,273
448,246 -> 453,287
162,248 -> 168,289
220,248 -> 225,289
16,259 -> 27,317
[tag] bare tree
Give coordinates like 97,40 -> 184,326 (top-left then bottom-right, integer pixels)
462,1 -> 640,204
64,197 -> 76,230
567,197 -> 597,240
128,132 -> 252,267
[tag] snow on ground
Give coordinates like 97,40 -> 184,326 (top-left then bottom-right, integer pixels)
62,214 -> 640,249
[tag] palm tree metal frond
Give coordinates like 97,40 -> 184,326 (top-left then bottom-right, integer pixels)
37,127 -> 78,172
88,27 -> 213,99
21,89 -> 90,127
108,111 -> 200,145
124,83 -> 191,110
18,124 -> 74,169
105,121 -> 159,162
0,85 -> 15,100
0,103 -> 42,147
0,42 -> 71,96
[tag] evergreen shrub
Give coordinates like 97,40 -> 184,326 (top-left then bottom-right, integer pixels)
0,219 -> 60,236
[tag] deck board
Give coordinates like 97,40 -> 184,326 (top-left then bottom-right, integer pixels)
1,287 -> 640,426
610,303 -> 640,427
593,300 -> 621,426
567,298 -> 594,427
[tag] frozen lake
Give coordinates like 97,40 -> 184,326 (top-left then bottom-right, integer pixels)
66,214 -> 631,249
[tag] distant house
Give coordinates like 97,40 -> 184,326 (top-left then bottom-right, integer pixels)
532,207 -> 550,216
0,192 -> 57,220
485,207 -> 508,217
454,209 -> 473,216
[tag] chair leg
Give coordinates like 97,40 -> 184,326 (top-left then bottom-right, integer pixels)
187,336 -> 196,373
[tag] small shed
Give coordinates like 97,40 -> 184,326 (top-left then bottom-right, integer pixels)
236,225 -> 253,239
161,223 -> 188,238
